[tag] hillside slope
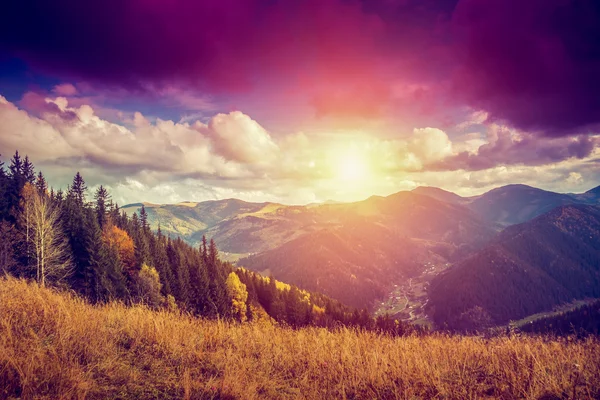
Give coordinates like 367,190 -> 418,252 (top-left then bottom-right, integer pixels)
121,199 -> 269,247
2,278 -> 599,400
240,193 -> 496,308
429,204 -> 600,330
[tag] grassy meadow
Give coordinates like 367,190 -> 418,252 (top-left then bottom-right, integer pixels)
1,277 -> 599,400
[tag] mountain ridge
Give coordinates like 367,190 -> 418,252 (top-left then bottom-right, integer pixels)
122,183 -> 600,317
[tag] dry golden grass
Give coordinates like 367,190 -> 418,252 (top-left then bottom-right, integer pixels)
1,277 -> 599,400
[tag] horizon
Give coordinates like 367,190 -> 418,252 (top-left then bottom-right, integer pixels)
115,181 -> 600,209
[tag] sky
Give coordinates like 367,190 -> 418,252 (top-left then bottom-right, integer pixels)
1,0 -> 600,205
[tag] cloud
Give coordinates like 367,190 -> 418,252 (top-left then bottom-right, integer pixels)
52,83 -> 78,96
3,0 -> 600,133
200,111 -> 279,164
0,95 -> 75,161
0,94 -> 268,182
0,1 -> 384,91
0,0 -> 456,120
2,92 -> 599,205
451,0 -> 600,136
431,124 -> 599,171
408,128 -> 454,164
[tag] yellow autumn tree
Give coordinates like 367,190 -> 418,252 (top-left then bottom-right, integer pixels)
136,263 -> 164,308
101,225 -> 136,276
226,272 -> 248,322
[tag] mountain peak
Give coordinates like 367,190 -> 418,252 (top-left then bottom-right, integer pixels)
585,185 -> 600,195
411,186 -> 465,204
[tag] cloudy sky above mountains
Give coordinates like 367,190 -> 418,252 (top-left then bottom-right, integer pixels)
1,0 -> 599,205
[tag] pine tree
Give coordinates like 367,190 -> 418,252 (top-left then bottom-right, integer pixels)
55,189 -> 64,203
21,156 -> 35,184
94,185 -> 110,229
70,172 -> 87,205
201,235 -> 208,265
209,239 -> 218,265
35,171 -> 48,195
139,205 -> 149,232
0,155 -> 10,221
6,151 -> 25,223
150,231 -> 172,295
63,175 -> 94,295
8,151 -> 23,183
0,221 -> 18,274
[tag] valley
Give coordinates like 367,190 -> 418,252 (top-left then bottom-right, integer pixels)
375,260 -> 451,326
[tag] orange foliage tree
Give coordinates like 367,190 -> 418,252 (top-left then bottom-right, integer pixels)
102,225 -> 136,276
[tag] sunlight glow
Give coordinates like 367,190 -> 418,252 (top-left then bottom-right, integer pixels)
334,147 -> 371,182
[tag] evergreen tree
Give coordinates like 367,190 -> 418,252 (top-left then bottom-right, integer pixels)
0,155 -> 10,221
35,171 -> 48,195
6,151 -> 25,223
139,205 -> 149,232
21,156 -> 35,184
55,189 -> 64,203
0,221 -> 18,274
94,185 -> 110,229
8,151 -> 23,183
70,172 -> 87,205
63,173 -> 93,295
150,231 -> 172,295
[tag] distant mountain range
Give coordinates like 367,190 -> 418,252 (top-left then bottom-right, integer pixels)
123,183 -> 600,325
124,192 -> 496,307
414,183 -> 600,226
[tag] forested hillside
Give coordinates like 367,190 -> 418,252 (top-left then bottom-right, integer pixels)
428,204 -> 600,331
0,151 -> 413,335
518,300 -> 600,336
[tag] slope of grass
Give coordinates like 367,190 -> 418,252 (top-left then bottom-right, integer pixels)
1,278 -> 599,399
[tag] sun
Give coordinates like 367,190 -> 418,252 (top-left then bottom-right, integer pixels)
334,148 -> 370,182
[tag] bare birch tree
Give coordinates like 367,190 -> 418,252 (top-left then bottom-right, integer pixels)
20,183 -> 72,286
19,183 -> 35,268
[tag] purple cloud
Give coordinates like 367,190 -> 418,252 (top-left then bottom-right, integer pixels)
451,0 -> 600,136
1,0 -> 600,135
432,125 -> 598,171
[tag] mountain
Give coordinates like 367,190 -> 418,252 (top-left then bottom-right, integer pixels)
428,204 -> 600,331
411,186 -> 468,205
124,191 -> 496,308
465,184 -> 582,226
239,222 -> 443,308
412,183 -> 600,226
571,184 -> 600,203
239,192 -> 496,308
121,199 -> 270,249
122,184 -> 600,313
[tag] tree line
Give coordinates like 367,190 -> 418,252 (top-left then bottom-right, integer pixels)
0,150 -> 419,336
518,300 -> 600,337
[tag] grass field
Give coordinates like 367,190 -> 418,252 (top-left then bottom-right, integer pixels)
1,277 -> 599,399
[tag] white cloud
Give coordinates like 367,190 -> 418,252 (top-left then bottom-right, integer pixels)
200,111 -> 279,164
1,93 -> 599,205
0,95 -> 75,161
408,127 -> 453,164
